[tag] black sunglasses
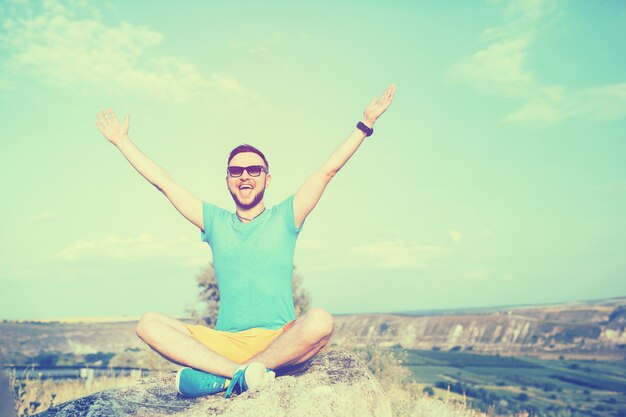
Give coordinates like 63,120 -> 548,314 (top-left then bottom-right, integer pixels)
227,165 -> 268,177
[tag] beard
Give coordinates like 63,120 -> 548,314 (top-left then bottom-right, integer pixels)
229,186 -> 266,210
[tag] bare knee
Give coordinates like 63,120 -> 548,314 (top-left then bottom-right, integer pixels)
136,311 -> 165,340
302,307 -> 334,343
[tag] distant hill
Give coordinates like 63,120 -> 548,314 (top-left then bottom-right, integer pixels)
332,296 -> 626,360
1,297 -> 625,365
347,296 -> 626,317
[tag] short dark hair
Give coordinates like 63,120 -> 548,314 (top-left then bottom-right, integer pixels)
227,144 -> 269,170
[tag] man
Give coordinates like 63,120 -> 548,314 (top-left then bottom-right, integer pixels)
95,83 -> 396,398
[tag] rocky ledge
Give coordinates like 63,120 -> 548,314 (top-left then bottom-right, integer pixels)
36,348 -> 392,417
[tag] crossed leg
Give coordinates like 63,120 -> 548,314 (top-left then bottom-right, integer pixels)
135,307 -> 334,379
135,312 -> 240,378
243,308 -> 334,370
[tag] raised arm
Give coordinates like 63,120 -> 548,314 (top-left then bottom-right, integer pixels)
96,109 -> 204,230
293,84 -> 396,228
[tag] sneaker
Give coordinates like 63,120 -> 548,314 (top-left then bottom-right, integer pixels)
176,367 -> 227,397
224,362 -> 275,398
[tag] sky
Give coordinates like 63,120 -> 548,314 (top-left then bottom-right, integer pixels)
1,0 -> 625,320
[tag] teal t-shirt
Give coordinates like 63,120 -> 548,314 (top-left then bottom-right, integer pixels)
200,194 -> 304,332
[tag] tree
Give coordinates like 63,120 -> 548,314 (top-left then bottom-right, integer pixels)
188,262 -> 221,326
292,265 -> 311,317
189,262 -> 311,326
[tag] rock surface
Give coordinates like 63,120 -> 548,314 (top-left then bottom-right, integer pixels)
35,348 -> 392,417
332,302 -> 626,357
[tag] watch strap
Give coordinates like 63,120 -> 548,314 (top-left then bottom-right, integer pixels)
356,121 -> 374,137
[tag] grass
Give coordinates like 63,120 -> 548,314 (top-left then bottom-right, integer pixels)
6,336 -> 565,417
7,369 -> 139,416
5,347 -> 174,416
393,348 -> 626,417
8,344 -> 493,417
330,333 -> 626,417
333,333 -> 495,417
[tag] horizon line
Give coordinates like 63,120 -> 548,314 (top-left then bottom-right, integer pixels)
3,294 -> 625,323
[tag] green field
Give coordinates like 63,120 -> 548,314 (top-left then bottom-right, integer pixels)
396,348 -> 626,417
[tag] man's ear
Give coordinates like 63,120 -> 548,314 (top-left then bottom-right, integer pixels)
266,173 -> 272,188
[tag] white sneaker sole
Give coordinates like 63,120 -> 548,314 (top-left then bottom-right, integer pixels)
175,367 -> 190,395
244,362 -> 275,390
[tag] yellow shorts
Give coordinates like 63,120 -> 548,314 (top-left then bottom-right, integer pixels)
184,319 -> 297,364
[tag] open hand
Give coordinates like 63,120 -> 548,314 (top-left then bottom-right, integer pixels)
96,109 -> 130,145
363,84 -> 396,126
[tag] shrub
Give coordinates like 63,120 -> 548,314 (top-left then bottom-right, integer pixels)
379,323 -> 389,334
33,352 -> 60,367
188,263 -> 311,325
84,352 -> 115,367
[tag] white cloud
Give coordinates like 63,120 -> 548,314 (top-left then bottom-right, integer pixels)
464,268 -> 513,282
297,238 -> 326,252
55,233 -> 194,262
447,37 -> 534,98
500,272 -> 514,281
233,31 -> 284,60
503,94 -> 566,126
446,0 -> 626,126
578,83 -> 626,120
350,240 -> 446,270
504,0 -> 558,24
208,73 -> 247,95
1,234 -> 209,285
0,0 -> 248,102
296,237 -> 449,272
182,256 -> 213,268
465,267 -> 490,280
448,230 -> 463,244
503,83 -> 626,126
27,211 -> 56,223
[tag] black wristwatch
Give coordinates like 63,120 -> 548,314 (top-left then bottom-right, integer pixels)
356,121 -> 374,137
